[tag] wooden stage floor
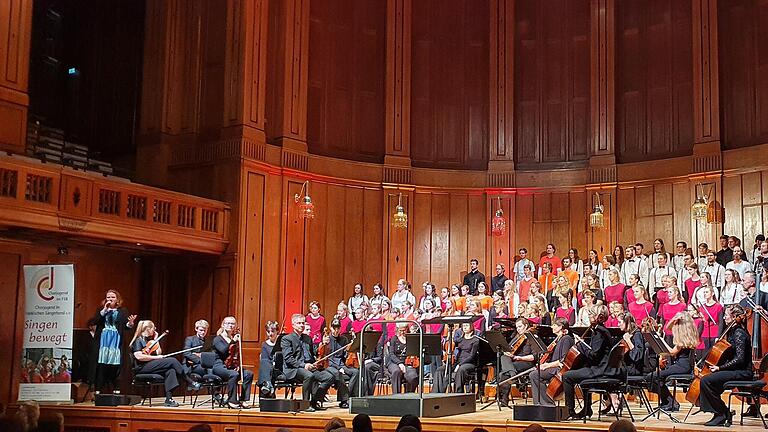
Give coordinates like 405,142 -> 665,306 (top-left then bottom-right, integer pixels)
43,397 -> 767,432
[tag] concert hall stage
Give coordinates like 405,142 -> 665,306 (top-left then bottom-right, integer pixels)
42,399 -> 755,432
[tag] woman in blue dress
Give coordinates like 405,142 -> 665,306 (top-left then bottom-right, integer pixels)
89,289 -> 136,393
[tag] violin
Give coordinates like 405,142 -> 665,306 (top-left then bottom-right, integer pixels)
315,328 -> 331,370
405,355 -> 420,368
143,330 -> 169,355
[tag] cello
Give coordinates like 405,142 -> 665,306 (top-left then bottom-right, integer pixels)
546,327 -> 591,400
685,308 -> 747,405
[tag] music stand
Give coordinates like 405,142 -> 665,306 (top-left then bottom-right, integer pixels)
641,332 -> 679,423
525,333 -> 547,406
479,330 -> 511,411
422,314 -> 483,392
349,331 -> 382,398
405,334 -> 441,393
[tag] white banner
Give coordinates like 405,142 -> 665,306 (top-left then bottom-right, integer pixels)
19,264 -> 75,402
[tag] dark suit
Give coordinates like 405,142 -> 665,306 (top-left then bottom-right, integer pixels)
280,332 -> 334,403
182,335 -> 207,375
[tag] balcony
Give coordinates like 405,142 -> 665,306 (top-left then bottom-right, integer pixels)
0,154 -> 230,254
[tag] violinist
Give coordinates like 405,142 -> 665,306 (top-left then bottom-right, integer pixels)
497,318 -> 536,407
280,314 -> 334,412
697,304 -> 753,427
645,312 -> 698,412
324,319 -> 352,408
603,314 -> 645,414
563,304 -> 614,420
431,322 -> 479,393
212,316 -> 254,409
529,317 -> 574,406
130,320 -> 200,407
387,323 -> 419,393
182,319 -> 210,376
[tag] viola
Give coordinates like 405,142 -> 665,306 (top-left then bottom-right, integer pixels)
143,330 -> 169,355
345,352 -> 360,368
224,327 -> 242,370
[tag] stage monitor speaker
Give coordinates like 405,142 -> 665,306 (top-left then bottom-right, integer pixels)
94,393 -> 142,406
350,393 -> 475,418
259,398 -> 310,412
513,404 -> 570,422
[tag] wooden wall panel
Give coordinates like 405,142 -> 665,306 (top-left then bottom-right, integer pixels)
241,172 -> 265,339
0,251 -> 21,403
723,174 -> 743,241
514,194 -> 534,254
283,180 -> 308,319
362,188 -> 384,288
449,194 -> 469,285
307,0 -> 386,163
412,192 -> 432,286
466,195 -> 488,274
719,0 -> 768,149
385,191 -> 410,294
430,194 -> 450,288
513,0 -> 591,168
722,170 -> 768,248
410,0 -> 489,170
616,0 -> 694,162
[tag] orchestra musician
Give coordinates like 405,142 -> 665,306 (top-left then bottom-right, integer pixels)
431,322 -> 479,393
697,304 -> 753,427
182,319 -> 210,376
323,319 -> 352,408
387,323 -> 419,393
497,318 -> 536,407
258,321 -> 279,397
528,317 -> 574,406
603,313 -> 644,414
212,316 -> 255,409
645,312 -> 699,412
563,304 -> 615,420
281,314 -> 335,411
130,320 -> 200,407
349,333 -> 384,397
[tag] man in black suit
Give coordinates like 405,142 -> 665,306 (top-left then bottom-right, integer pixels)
562,304 -> 618,420
463,258 -> 486,295
182,319 -> 210,376
281,313 -> 334,411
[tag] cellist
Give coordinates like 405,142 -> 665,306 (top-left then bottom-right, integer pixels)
528,317 -> 574,406
697,304 -> 753,427
212,316 -> 254,409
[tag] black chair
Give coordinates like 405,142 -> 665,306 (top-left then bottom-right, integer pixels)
271,350 -> 299,399
626,375 -> 654,413
132,372 -> 166,407
577,343 -> 634,423
723,354 -> 768,428
192,352 -> 225,408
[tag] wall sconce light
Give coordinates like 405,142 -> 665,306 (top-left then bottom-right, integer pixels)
57,246 -> 69,256
589,193 -> 605,228
491,197 -> 506,236
294,181 -> 315,219
691,183 -> 710,221
392,193 -> 408,229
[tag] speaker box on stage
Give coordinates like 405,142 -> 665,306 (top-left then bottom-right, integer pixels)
259,398 -> 310,412
94,393 -> 142,406
513,404 -> 570,422
350,393 -> 475,418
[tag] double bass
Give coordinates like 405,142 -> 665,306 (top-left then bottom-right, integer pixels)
224,326 -> 246,400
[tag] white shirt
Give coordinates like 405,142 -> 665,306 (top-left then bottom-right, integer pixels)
677,267 -> 692,294
650,252 -> 672,269
671,254 -> 686,271
621,259 -> 649,288
726,260 -> 752,279
697,256 -> 709,269
702,262 -> 726,288
761,281 -> 768,294
600,264 -> 622,288
720,283 -> 746,305
348,295 -> 370,313
691,284 -> 719,308
390,290 -> 416,312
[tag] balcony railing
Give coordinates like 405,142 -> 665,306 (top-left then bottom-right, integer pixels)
0,155 -> 230,254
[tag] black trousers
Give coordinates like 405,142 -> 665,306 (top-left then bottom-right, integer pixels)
136,357 -> 186,398
185,363 -> 206,376
431,363 -> 475,393
289,368 -> 334,403
258,358 -> 273,386
349,361 -> 380,397
699,370 -> 753,414
563,367 -> 600,414
212,364 -> 254,403
324,366 -> 352,402
95,364 -> 120,392
645,362 -> 690,405
388,363 -> 418,393
498,358 -> 534,404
